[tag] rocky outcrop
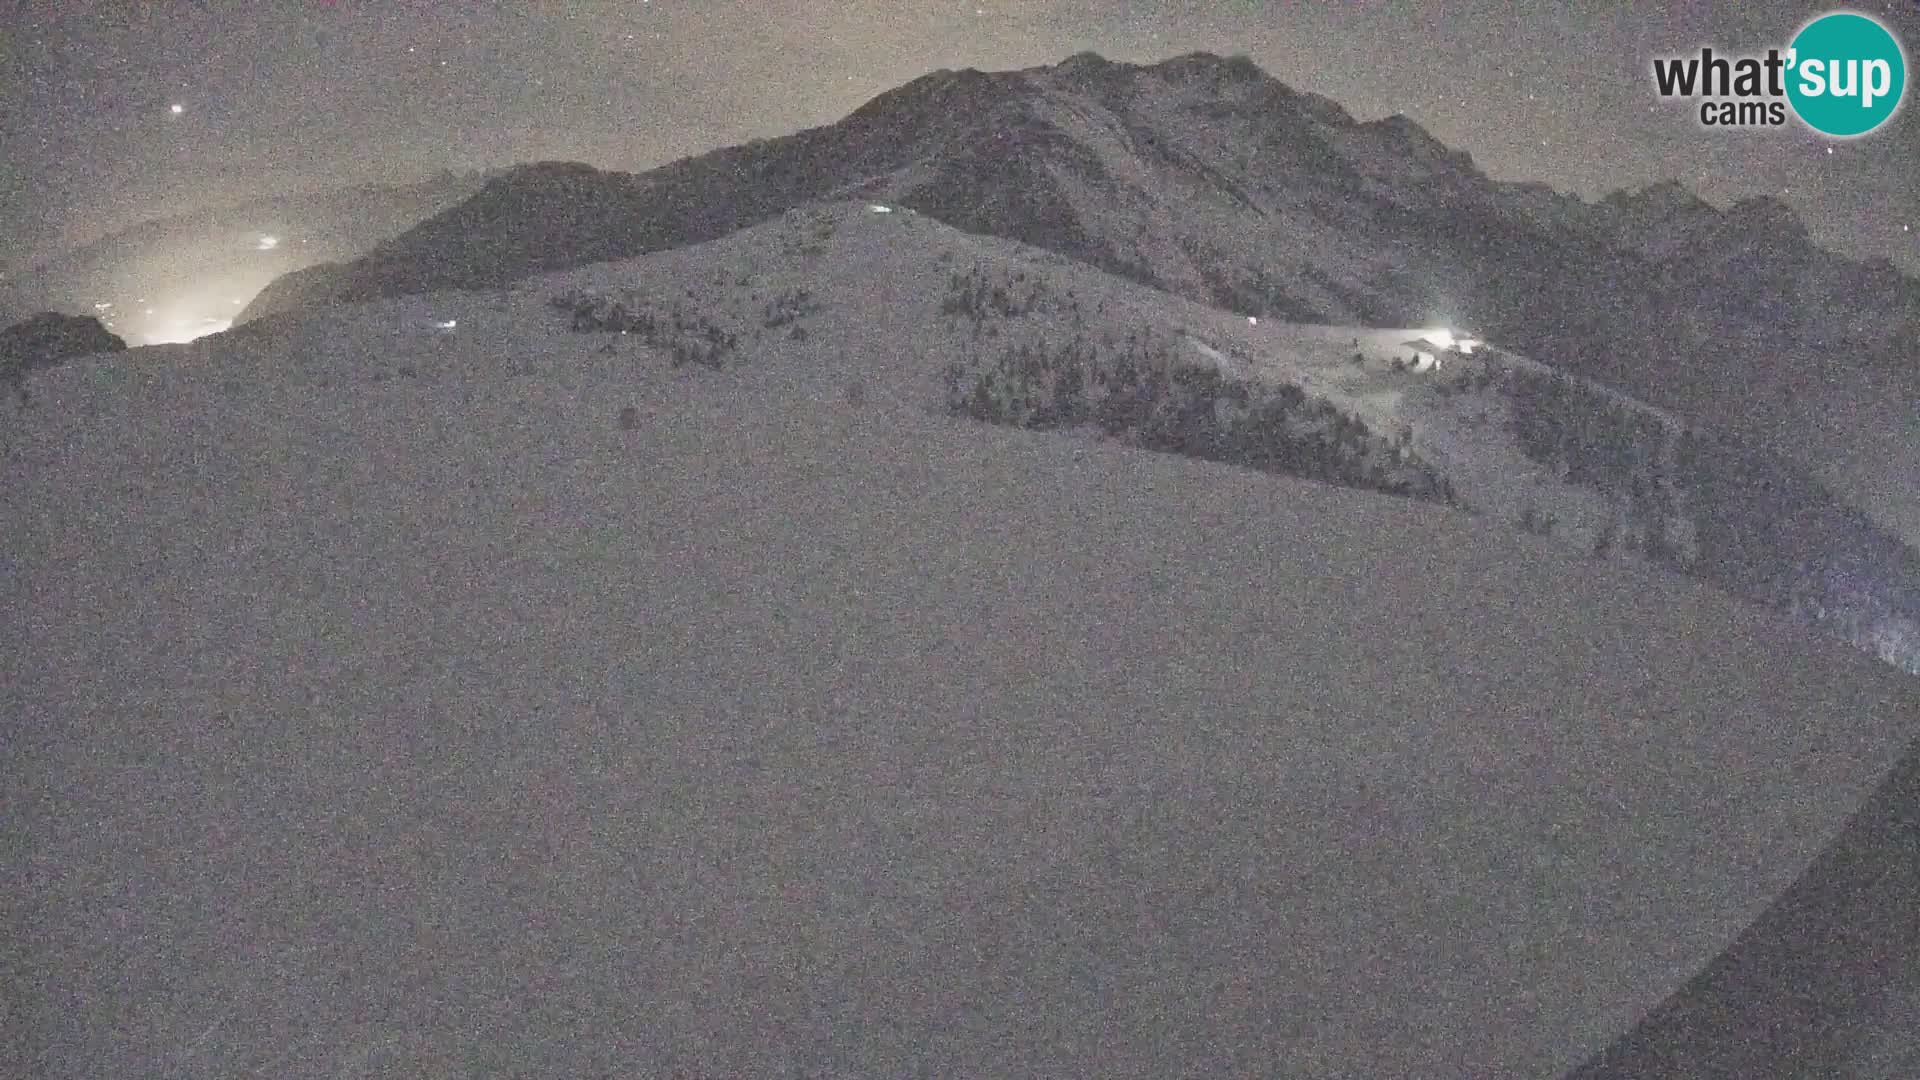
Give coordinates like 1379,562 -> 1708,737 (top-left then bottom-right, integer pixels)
2,311 -> 127,399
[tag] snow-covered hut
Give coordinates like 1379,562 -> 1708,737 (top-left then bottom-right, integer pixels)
1399,340 -> 1442,373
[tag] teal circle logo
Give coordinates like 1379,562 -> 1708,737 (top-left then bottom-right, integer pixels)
1786,11 -> 1907,137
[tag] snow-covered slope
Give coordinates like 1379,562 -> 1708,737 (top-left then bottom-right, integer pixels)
6,202 -> 1919,1078
494,203 -> 1920,676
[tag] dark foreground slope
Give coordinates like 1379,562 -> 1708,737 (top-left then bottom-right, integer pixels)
6,283 -> 1919,1077
1568,733 -> 1920,1078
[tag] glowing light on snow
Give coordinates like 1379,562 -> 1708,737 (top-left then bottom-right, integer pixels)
93,301 -> 112,310
434,319 -> 458,330
867,204 -> 893,214
145,316 -> 232,345
1421,328 -> 1484,354
1248,316 -> 1259,325
256,235 -> 280,251
169,103 -> 183,115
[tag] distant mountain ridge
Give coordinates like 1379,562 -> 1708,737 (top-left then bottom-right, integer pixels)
236,51 -> 1920,394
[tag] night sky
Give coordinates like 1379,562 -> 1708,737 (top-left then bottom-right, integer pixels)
5,1 -> 1918,274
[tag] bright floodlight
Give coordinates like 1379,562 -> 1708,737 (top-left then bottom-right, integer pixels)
256,235 -> 280,251
435,319 -> 457,330
169,103 -> 183,115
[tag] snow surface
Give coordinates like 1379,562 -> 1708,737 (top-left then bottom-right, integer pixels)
6,201 -> 1920,1077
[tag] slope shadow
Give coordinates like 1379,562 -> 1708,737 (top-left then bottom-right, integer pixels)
1569,723 -> 1920,1077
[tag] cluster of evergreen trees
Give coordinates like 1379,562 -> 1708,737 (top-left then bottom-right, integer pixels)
551,291 -> 739,369
944,330 -> 1456,505
1504,364 -> 1684,564
1507,367 -> 1668,492
939,265 -> 1051,325
1497,359 -> 1920,670
762,288 -> 818,329
1679,422 -> 1920,673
